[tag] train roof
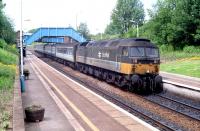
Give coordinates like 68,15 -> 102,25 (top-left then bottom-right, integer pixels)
39,42 -> 79,47
84,38 -> 157,48
55,42 -> 79,47
34,43 -> 45,47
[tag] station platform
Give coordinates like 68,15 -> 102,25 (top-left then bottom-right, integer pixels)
20,52 -> 158,131
161,71 -> 200,91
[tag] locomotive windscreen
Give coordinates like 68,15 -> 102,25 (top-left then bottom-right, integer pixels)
146,48 -> 159,58
129,47 -> 145,57
129,47 -> 159,57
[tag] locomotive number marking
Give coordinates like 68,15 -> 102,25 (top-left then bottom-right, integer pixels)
98,52 -> 101,58
102,52 -> 109,58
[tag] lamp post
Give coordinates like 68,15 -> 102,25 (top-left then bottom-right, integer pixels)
130,20 -> 139,37
96,28 -> 102,40
20,0 -> 25,92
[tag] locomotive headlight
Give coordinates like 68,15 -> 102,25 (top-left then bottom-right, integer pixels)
154,59 -> 160,64
133,59 -> 138,64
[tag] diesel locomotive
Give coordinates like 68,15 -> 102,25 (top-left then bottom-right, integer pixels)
35,38 -> 163,93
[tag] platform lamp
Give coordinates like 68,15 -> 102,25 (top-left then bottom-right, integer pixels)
20,0 -> 25,92
130,20 -> 139,37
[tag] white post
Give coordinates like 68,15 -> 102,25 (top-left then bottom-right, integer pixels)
136,23 -> 139,37
130,20 -> 139,37
20,0 -> 25,92
20,0 -> 23,76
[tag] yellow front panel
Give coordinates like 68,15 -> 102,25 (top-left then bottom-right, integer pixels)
120,62 -> 159,75
135,64 -> 159,74
120,63 -> 133,74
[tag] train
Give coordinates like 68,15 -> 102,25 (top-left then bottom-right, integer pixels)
34,38 -> 163,93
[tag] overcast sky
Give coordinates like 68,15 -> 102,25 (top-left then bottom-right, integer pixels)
4,0 -> 157,34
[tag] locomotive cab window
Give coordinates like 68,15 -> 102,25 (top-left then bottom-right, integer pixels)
146,48 -> 159,58
122,47 -> 128,56
129,47 -> 145,57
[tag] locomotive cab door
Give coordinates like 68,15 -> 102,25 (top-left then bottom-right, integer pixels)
116,47 -> 123,71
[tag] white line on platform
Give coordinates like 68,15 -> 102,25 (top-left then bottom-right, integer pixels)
163,80 -> 200,92
161,71 -> 200,81
32,54 -> 159,131
30,60 -> 85,131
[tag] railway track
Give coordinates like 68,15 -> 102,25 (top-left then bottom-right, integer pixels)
36,56 -> 183,131
84,85 -> 176,131
145,94 -> 200,121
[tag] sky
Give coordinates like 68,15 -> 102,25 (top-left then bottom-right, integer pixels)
4,0 -> 157,34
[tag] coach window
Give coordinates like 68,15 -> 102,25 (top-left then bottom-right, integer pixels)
122,47 -> 128,56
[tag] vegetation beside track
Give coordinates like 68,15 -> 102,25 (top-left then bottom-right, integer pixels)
160,45 -> 200,78
0,41 -> 18,130
160,52 -> 200,62
0,1 -> 17,129
160,58 -> 200,78
160,45 -> 200,62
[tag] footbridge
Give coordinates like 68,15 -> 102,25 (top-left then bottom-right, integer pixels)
24,27 -> 86,45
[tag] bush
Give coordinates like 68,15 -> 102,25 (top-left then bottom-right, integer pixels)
0,48 -> 17,90
183,46 -> 200,53
0,38 -> 18,54
0,48 -> 18,65
0,63 -> 16,89
0,63 -> 16,77
0,39 -> 7,49
160,44 -> 174,53
6,44 -> 18,55
0,76 -> 14,89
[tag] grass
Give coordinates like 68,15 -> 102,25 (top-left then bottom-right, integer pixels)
160,51 -> 200,62
160,49 -> 200,78
0,48 -> 18,65
0,47 -> 17,130
0,59 -> 17,90
161,59 -> 200,78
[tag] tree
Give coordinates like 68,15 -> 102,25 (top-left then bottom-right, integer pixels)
172,0 -> 200,47
105,22 -> 119,35
147,0 -> 200,48
0,1 -> 15,44
106,0 -> 145,35
77,22 -> 90,40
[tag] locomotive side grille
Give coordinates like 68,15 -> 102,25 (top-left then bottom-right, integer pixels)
137,60 -> 154,64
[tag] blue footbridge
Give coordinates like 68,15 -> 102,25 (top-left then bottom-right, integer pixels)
24,27 -> 86,45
